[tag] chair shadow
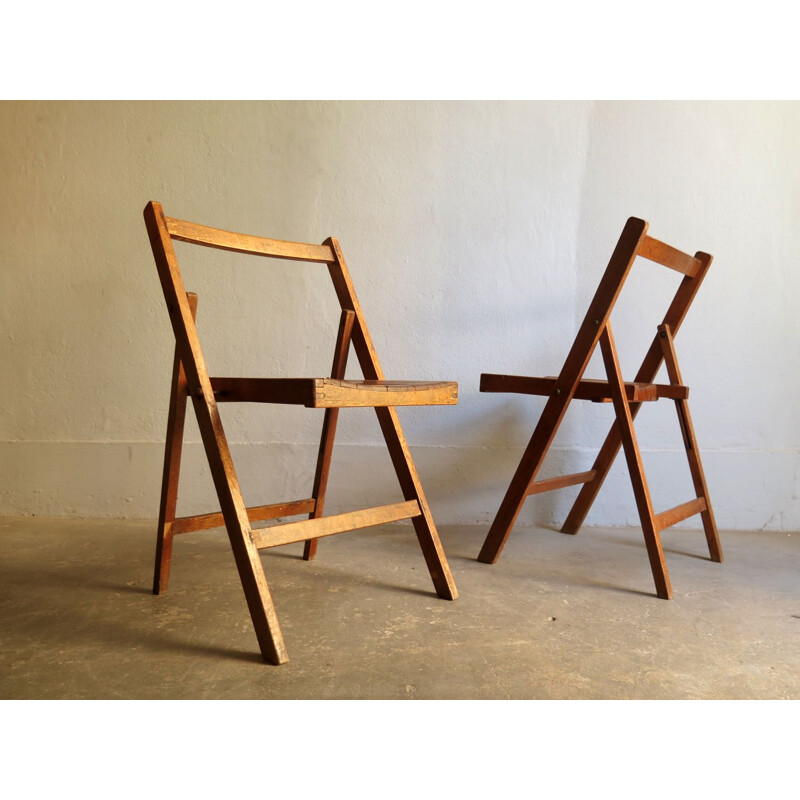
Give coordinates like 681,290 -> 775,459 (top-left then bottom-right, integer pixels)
606,534 -> 713,561
2,545 -> 445,669
435,524 -> 659,599
502,523 -> 715,562
103,582 -> 153,595
282,560 -> 442,600
442,550 -> 655,599
151,640 -> 266,665
0,564 -> 276,666
260,535 -> 453,600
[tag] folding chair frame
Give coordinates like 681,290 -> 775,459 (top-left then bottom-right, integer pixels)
478,217 -> 723,598
144,201 -> 457,665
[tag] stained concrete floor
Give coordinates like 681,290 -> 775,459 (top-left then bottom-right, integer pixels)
1,516 -> 799,699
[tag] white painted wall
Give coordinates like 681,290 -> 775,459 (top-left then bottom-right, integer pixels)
1,101 -> 798,530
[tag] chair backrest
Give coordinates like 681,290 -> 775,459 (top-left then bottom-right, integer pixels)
143,201 -> 393,403
553,217 -> 713,397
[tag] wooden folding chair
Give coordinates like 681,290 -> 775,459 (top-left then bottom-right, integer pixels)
144,201 -> 458,664
478,217 -> 723,598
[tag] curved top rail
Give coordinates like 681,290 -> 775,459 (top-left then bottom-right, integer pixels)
166,216 -> 335,263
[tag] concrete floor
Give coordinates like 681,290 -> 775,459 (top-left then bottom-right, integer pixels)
1,516 -> 798,699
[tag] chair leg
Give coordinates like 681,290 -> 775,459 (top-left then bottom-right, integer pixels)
153,352 -> 186,594
303,407 -> 339,561
599,326 -> 672,599
153,293 -> 197,595
562,389 -> 657,536
658,324 -> 723,563
477,439 -> 549,564
374,406 -> 458,600
301,540 -> 318,561
561,409 -> 639,536
303,309 -> 354,561
673,397 -> 723,562
478,391 -> 573,563
220,513 -> 288,665
190,388 -> 289,664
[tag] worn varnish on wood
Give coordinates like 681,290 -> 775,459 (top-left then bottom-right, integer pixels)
210,377 -> 458,408
477,217 -> 723,599
145,202 -> 458,665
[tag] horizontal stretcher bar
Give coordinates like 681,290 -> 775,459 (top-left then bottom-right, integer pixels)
480,374 -> 688,403
655,497 -> 707,533
171,498 -> 316,535
252,500 -> 422,549
526,470 -> 597,497
209,377 -> 458,408
166,216 -> 336,263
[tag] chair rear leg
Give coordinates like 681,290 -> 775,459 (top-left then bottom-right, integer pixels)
674,397 -> 723,562
658,324 -> 723,563
303,406 -> 339,561
303,309 -> 354,561
153,292 -> 197,594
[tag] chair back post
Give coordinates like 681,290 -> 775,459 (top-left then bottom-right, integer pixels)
325,237 -> 386,382
554,216 -> 649,398
631,250 -> 714,386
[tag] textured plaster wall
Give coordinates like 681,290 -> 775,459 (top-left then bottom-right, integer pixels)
1,100 -> 798,529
